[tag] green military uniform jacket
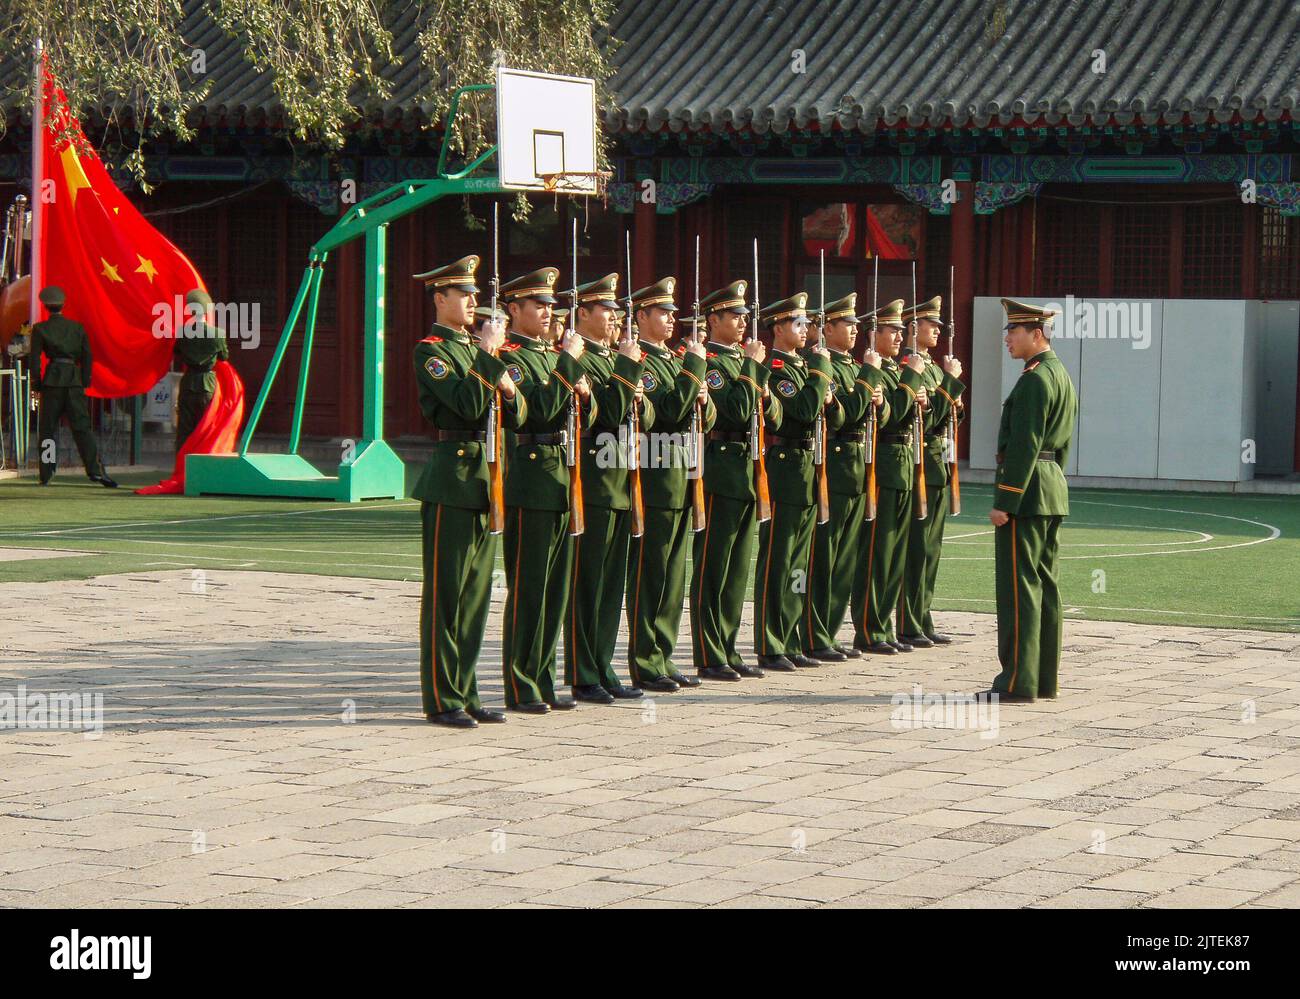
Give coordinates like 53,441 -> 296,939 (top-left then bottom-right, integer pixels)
899,348 -> 966,487
175,321 -> 230,396
874,357 -> 926,492
993,349 -> 1077,517
577,337 -> 655,510
637,341 -> 716,509
803,348 -> 889,497
501,331 -> 597,512
764,349 -> 842,505
31,314 -> 93,390
702,341 -> 782,501
412,322 -> 527,508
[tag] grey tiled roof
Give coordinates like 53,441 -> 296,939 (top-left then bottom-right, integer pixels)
3,0 -> 1297,133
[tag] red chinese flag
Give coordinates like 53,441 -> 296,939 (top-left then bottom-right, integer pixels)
35,68 -> 205,398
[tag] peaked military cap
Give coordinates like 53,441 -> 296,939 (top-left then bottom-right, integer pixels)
413,255 -> 480,294
1002,298 -> 1058,328
473,306 -> 506,324
550,308 -> 571,322
699,281 -> 750,316
902,296 -> 942,324
630,276 -> 678,312
821,292 -> 858,323
500,267 -> 559,304
858,298 -> 905,329
184,288 -> 212,309
576,273 -> 620,308
38,286 -> 66,308
759,291 -> 808,326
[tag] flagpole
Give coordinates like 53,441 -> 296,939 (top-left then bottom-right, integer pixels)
29,36 -> 43,324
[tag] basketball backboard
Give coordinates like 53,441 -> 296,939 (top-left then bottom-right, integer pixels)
496,67 -> 600,194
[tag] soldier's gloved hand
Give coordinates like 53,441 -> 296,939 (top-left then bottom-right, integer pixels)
872,386 -> 884,408
906,354 -> 925,374
743,340 -> 766,362
915,387 -> 929,410
685,340 -> 706,359
634,383 -> 645,406
618,339 -> 643,363
477,322 -> 505,355
863,348 -> 882,369
497,371 -> 517,399
697,384 -> 709,406
575,375 -> 592,400
943,355 -> 963,379
562,332 -> 585,359
824,386 -> 835,406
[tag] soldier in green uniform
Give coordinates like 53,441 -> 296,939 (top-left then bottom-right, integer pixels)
30,286 -> 115,487
625,277 -> 716,692
411,256 -> 525,728
800,293 -> 886,661
898,296 -> 966,648
176,289 -> 231,448
689,280 -> 780,681
564,273 -> 653,704
985,299 -> 1078,702
499,267 -> 596,713
472,305 -> 506,336
852,299 -> 927,655
754,292 -> 842,671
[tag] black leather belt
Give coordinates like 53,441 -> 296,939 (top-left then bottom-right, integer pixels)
515,433 -> 565,445
833,431 -> 865,442
49,357 -> 77,365
434,430 -> 486,443
710,431 -> 748,442
996,450 -> 1057,462
768,434 -> 813,449
879,432 -> 914,446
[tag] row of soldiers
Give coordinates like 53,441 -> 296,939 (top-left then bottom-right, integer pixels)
411,254 -> 970,729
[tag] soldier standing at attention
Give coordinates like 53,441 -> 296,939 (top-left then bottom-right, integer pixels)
625,277 -> 716,693
754,292 -> 842,671
898,296 -> 966,649
800,293 -> 886,661
689,280 -> 780,681
985,299 -> 1078,703
411,256 -> 525,729
564,273 -> 653,704
852,299 -> 927,655
499,268 -> 596,714
30,286 -> 116,487
176,289 -> 231,448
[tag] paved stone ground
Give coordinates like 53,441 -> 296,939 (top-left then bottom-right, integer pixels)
2,569 -> 1299,909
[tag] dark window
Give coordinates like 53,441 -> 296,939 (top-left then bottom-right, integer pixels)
1259,208 -> 1299,299
1037,200 -> 1101,297
1113,206 -> 1171,298
725,198 -> 784,306
1183,203 -> 1242,298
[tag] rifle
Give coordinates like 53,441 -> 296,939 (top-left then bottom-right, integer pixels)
689,235 -> 706,532
909,261 -> 928,521
624,231 -> 645,538
485,202 -> 505,535
750,238 -> 771,523
813,250 -> 830,526
946,263 -> 961,516
566,218 -> 585,536
863,253 -> 878,522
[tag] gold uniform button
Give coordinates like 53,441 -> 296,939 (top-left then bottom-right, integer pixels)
778,452 -> 786,459
720,446 -> 727,453
834,446 -> 841,453
457,448 -> 465,456
529,452 -> 537,460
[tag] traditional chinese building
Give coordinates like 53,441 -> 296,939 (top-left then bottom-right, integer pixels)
3,0 -> 1299,472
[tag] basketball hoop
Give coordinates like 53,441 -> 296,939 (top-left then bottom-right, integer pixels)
539,169 -> 612,203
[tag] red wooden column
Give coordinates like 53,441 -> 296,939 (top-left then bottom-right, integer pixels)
633,196 -> 656,291
950,179 -> 975,459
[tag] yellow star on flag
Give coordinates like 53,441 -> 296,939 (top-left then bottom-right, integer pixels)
59,145 -> 92,207
135,255 -> 158,282
100,257 -> 123,283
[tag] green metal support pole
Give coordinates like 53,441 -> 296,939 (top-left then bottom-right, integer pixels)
362,226 -> 386,442
238,263 -> 315,455
288,258 -> 326,454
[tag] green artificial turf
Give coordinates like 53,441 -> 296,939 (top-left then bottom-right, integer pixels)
1,467 -> 1296,632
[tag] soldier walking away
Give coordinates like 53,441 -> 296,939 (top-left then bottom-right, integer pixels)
176,289 -> 231,449
983,299 -> 1078,703
30,285 -> 116,487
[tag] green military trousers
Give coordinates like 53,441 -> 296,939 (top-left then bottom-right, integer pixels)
754,499 -> 816,657
852,486 -> 913,646
993,515 -> 1063,698
502,506 -> 573,707
419,502 -> 495,715
564,504 -> 631,689
690,492 -> 756,671
177,386 -> 214,448
626,505 -> 691,683
37,387 -> 103,482
803,489 -> 866,653
900,482 -> 950,637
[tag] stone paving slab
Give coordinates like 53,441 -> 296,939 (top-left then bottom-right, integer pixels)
1,569 -> 1299,909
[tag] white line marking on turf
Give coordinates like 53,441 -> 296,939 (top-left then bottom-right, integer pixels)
948,521 -> 1213,548
942,596 -> 1299,625
95,537 -> 421,559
